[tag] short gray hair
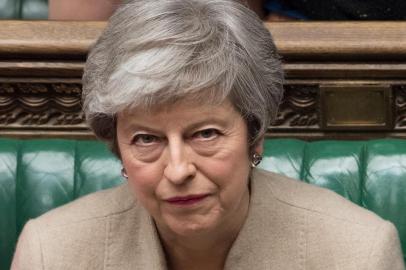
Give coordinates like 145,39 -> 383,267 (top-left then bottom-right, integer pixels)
82,0 -> 284,156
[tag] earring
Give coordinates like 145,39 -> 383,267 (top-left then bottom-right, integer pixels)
251,153 -> 262,168
121,168 -> 128,179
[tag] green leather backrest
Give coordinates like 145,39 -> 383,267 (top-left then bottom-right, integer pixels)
0,138 -> 405,269
0,139 -> 123,269
0,0 -> 47,19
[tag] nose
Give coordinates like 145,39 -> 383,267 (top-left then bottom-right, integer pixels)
163,139 -> 196,185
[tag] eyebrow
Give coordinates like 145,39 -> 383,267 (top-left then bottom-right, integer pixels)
124,117 -> 230,135
185,118 -> 230,132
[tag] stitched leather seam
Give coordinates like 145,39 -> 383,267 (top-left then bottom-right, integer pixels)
299,142 -> 307,181
15,140 -> 22,243
359,143 -> 366,207
73,140 -> 79,200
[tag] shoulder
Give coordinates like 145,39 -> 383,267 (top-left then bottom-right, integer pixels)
12,183 -> 139,269
250,169 -> 404,269
252,170 -> 404,270
252,168 -> 382,226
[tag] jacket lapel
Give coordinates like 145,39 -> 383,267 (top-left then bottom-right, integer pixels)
105,189 -> 167,270
224,169 -> 306,270
104,169 -> 306,270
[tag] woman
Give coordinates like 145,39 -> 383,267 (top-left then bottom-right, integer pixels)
12,0 -> 404,269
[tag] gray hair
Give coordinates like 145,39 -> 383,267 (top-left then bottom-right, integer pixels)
82,0 -> 284,156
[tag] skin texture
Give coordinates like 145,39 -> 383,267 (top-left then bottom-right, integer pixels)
117,99 -> 262,270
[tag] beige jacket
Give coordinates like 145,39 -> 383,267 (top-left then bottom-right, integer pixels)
12,169 -> 405,270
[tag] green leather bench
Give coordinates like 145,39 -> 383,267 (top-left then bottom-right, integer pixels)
0,0 -> 47,19
1,138 -> 405,269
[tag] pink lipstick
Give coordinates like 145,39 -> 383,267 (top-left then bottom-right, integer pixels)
165,194 -> 209,206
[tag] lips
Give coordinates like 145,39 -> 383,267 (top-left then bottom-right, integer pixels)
165,194 -> 209,205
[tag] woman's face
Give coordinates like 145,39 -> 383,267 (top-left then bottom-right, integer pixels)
117,98 -> 262,238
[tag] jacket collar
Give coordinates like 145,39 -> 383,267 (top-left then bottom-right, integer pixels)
105,169 -> 305,270
224,169 -> 306,270
105,185 -> 167,270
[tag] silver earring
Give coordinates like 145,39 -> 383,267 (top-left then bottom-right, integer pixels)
121,168 -> 128,179
251,153 -> 262,168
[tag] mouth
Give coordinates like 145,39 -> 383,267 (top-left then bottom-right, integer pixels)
165,194 -> 210,206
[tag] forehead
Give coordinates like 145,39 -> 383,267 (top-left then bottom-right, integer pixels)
117,98 -> 243,130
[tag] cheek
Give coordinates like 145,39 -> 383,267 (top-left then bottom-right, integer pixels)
122,157 -> 162,207
200,147 -> 251,190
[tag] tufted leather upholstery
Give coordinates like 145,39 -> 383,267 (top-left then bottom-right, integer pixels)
0,0 -> 47,19
0,138 -> 405,269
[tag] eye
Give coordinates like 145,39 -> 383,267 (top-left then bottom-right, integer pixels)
132,134 -> 161,146
193,128 -> 220,140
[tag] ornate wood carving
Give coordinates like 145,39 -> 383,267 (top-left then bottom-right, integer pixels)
3,82 -> 406,138
0,82 -> 87,130
394,85 -> 406,129
1,21 -> 406,139
271,85 -> 319,130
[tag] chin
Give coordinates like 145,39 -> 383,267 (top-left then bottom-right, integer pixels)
162,215 -> 220,237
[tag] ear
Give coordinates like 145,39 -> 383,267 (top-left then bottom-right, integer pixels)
253,136 -> 264,155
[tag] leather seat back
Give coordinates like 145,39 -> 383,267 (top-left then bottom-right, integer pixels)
0,139 -> 122,269
0,0 -> 47,19
0,138 -> 405,269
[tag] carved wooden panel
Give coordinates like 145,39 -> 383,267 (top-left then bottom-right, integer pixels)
1,21 -> 406,139
2,82 -> 406,138
394,85 -> 406,130
272,85 -> 319,130
320,85 -> 392,130
0,82 -> 84,128
0,82 -> 90,138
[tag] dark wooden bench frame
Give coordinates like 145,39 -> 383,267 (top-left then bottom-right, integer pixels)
1,21 -> 406,140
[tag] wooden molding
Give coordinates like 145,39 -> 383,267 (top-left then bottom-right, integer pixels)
1,21 -> 406,61
267,22 -> 406,61
395,85 -> 406,129
0,82 -> 85,130
273,85 -> 319,129
320,85 -> 392,130
0,21 -> 104,58
1,21 -> 406,139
